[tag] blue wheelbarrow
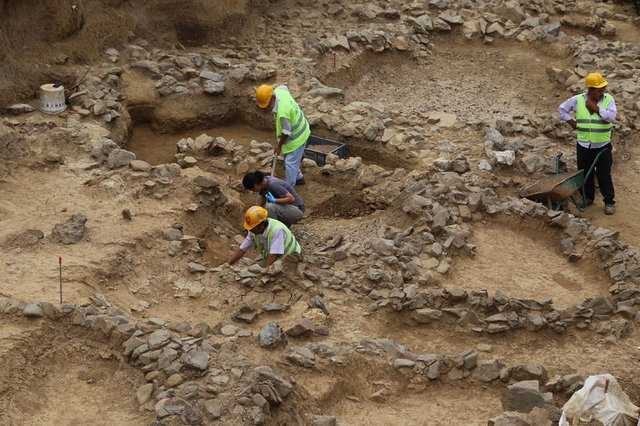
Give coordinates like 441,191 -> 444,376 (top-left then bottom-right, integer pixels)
519,151 -> 606,211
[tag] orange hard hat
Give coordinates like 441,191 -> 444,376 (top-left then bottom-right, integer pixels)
243,205 -> 268,231
585,72 -> 607,89
255,84 -> 274,109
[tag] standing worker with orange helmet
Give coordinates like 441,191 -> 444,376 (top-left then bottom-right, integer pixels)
559,72 -> 618,215
228,206 -> 302,268
255,84 -> 311,187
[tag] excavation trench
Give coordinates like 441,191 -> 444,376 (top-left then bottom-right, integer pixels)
0,320 -> 151,426
126,120 -> 411,173
444,218 -> 610,308
127,122 -> 274,165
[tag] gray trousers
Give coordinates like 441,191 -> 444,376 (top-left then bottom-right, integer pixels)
266,203 -> 303,226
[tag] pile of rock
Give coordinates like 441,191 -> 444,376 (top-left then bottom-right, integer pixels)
0,295 -> 297,425
68,66 -> 124,122
307,101 -> 387,143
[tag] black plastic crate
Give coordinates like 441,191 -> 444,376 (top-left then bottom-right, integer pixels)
304,135 -> 349,166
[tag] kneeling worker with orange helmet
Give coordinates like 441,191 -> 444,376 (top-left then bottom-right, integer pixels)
228,206 -> 302,268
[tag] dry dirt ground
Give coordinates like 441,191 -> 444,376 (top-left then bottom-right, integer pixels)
1,0 -> 640,425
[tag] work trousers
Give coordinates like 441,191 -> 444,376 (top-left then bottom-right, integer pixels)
577,143 -> 615,205
266,203 -> 304,227
284,137 -> 308,187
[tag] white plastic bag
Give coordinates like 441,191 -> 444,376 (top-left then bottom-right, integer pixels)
559,374 -> 639,426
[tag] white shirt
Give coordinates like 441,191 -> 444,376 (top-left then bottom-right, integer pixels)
239,221 -> 285,255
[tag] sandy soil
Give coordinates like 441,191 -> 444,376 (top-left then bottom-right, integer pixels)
446,220 -> 610,308
2,1 -> 640,424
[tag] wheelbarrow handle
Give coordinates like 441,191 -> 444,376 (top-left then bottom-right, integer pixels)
584,149 -> 607,182
579,148 -> 608,208
554,152 -> 563,175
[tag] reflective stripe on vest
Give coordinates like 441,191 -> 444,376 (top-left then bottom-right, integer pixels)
253,219 -> 301,260
575,93 -> 613,145
274,87 -> 310,154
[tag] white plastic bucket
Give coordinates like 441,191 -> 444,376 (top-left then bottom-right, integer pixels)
39,83 -> 66,114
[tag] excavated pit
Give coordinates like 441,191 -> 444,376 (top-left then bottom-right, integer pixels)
327,383 -> 502,426
0,321 -> 151,426
290,359 -> 503,426
309,193 -> 374,218
444,219 -> 610,308
321,39 -> 568,123
127,123 -> 274,165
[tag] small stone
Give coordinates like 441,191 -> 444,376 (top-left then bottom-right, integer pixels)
164,227 -> 183,241
166,373 -> 184,388
252,393 -> 268,409
130,160 -> 151,172
7,104 -> 35,115
478,160 -> 493,171
184,350 -> 209,371
411,308 -> 442,324
148,329 -> 172,349
463,351 -> 478,370
312,415 -> 337,426
145,371 -> 162,382
508,364 -> 548,384
107,149 -> 136,169
203,80 -> 225,95
39,302 -> 61,319
232,306 -> 258,323
285,318 -> 316,337
493,150 -> 516,166
51,214 -> 87,245
501,381 -> 549,413
262,303 -> 288,313
203,399 -> 223,419
258,322 -> 286,348
188,262 -> 207,273
23,303 -> 44,318
210,374 -> 230,386
193,175 -> 217,188
93,101 -> 107,115
473,359 -> 504,382
182,156 -> 197,167
393,358 -> 416,369
487,412 -> 531,426
199,70 -> 224,81
286,347 -> 316,368
221,325 -> 239,336
426,361 -> 440,380
136,383 -> 154,405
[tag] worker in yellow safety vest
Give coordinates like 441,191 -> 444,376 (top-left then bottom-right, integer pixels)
255,84 -> 311,187
559,72 -> 617,215
228,206 -> 302,268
